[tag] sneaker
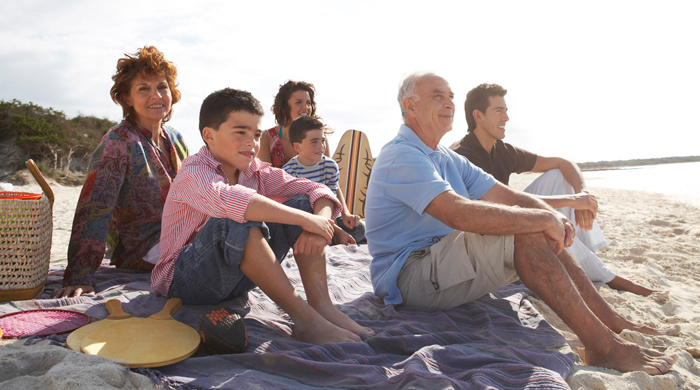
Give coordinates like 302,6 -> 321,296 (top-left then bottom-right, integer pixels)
198,307 -> 247,354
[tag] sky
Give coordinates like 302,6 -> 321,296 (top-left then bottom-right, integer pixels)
1,0 -> 698,164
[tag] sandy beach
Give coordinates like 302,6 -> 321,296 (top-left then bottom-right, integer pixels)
1,172 -> 699,389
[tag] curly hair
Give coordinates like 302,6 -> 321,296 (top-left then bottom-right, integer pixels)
110,46 -> 181,125
271,80 -> 317,127
465,83 -> 507,133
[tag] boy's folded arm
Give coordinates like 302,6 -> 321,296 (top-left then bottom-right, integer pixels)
245,194 -> 334,242
312,196 -> 335,219
172,173 -> 256,223
266,168 -> 343,219
244,194 -> 310,225
306,186 -> 342,219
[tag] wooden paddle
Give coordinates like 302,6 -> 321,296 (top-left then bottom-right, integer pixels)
80,298 -> 200,368
66,299 -> 132,351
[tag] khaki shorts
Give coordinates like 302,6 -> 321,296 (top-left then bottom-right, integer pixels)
396,230 -> 517,310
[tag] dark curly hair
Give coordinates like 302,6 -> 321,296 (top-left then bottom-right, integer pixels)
465,83 -> 507,133
110,46 -> 181,125
271,80 -> 317,127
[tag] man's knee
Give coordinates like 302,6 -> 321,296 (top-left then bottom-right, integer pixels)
540,168 -> 563,180
514,232 -> 553,254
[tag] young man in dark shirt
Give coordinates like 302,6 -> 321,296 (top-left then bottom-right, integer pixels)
450,83 -> 664,299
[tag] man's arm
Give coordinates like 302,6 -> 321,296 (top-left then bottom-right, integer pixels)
424,183 -> 575,254
530,156 -> 598,230
531,156 -> 585,192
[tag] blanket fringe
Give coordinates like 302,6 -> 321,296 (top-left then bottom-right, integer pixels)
133,367 -> 203,390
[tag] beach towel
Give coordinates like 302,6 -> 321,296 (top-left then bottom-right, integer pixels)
0,245 -> 575,390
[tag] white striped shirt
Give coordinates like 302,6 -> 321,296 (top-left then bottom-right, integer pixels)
282,156 -> 340,191
151,146 -> 341,296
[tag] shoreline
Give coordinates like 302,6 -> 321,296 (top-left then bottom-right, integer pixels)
577,156 -> 700,171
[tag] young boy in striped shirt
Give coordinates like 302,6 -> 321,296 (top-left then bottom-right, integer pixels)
152,88 -> 373,344
282,116 -> 365,245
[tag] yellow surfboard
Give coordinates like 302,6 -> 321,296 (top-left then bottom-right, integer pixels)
332,130 -> 373,218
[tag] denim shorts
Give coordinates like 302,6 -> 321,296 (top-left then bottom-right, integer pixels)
168,194 -> 312,305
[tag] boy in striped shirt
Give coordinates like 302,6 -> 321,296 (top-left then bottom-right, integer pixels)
152,88 -> 373,344
282,116 -> 365,245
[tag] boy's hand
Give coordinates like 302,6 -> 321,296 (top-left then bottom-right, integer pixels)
333,226 -> 356,245
301,214 -> 334,244
294,231 -> 328,255
341,213 -> 360,229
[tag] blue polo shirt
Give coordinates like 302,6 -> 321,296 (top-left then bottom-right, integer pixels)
366,124 -> 497,305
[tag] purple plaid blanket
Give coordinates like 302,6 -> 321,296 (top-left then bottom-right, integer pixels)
1,245 -> 574,389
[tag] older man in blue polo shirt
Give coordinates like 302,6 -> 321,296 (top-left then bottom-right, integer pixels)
365,72 -> 677,375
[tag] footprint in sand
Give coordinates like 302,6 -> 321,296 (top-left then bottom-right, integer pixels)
630,247 -> 646,256
648,219 -> 674,227
650,291 -> 670,303
673,228 -> 686,235
661,300 -> 680,317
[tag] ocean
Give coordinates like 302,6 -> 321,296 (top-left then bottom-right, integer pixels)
582,161 -> 700,208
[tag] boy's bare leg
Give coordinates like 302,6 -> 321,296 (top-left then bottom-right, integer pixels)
293,233 -> 375,338
606,276 -> 669,302
555,248 -> 676,336
239,228 -> 360,344
514,232 -> 677,375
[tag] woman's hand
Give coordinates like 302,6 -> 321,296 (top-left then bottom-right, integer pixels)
52,284 -> 95,298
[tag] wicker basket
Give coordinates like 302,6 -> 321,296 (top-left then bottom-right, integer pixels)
0,160 -> 55,302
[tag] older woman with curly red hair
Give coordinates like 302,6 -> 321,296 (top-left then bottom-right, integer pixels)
258,80 -> 331,168
54,46 -> 188,298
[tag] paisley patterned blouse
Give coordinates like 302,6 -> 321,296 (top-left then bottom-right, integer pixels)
63,120 -> 188,287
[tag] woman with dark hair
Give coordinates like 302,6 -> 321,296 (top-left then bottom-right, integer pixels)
54,46 -> 188,298
258,80 -> 331,168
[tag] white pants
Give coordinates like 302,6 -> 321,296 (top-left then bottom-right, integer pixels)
524,169 -> 615,283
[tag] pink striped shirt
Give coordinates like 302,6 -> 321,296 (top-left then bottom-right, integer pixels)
151,146 -> 341,296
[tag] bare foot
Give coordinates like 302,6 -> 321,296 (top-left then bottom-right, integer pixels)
294,311 -> 362,344
649,290 -> 670,302
606,276 -> 660,298
585,336 -> 678,375
614,319 -> 681,337
314,303 -> 375,338
617,321 -> 679,336
607,312 -> 680,336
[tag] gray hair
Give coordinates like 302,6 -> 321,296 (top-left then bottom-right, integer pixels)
397,71 -> 437,119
